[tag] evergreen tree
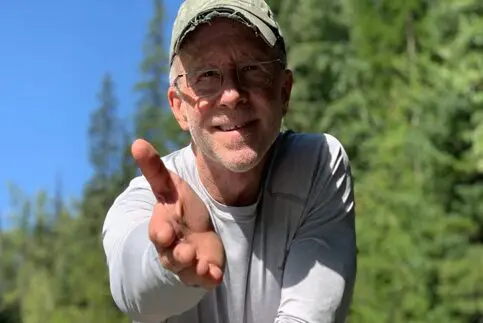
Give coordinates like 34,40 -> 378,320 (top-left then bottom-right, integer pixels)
82,72 -> 123,235
73,72 -> 129,322
88,73 -> 121,186
1,1 -> 481,322
133,0 -> 188,155
269,0 -> 483,321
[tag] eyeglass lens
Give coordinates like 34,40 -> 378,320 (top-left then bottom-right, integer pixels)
183,60 -> 279,97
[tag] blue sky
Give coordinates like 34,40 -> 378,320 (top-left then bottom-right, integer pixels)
0,0 -> 183,224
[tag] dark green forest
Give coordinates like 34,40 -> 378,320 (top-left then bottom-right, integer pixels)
1,0 -> 482,322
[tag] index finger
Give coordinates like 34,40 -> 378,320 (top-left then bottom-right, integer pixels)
131,139 -> 172,199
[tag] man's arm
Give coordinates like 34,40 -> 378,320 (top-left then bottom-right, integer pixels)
275,135 -> 357,323
102,176 -> 207,323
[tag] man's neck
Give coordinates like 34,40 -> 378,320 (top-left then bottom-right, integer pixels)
192,148 -> 269,207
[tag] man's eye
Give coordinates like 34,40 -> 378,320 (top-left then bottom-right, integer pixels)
241,65 -> 259,72
200,70 -> 220,78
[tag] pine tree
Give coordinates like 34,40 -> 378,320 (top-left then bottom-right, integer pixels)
88,73 -> 121,186
133,0 -> 188,155
72,72 -> 129,322
269,0 -> 483,321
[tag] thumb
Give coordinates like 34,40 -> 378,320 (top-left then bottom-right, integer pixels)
131,139 -> 172,200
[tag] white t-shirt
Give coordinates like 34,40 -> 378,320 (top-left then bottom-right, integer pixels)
102,131 -> 357,323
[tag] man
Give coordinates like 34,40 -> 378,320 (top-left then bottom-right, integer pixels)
102,0 -> 357,322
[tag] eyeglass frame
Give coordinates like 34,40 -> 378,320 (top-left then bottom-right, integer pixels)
171,58 -> 285,99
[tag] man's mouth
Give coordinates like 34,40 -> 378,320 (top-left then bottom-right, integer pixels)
215,121 -> 255,132
218,124 -> 244,131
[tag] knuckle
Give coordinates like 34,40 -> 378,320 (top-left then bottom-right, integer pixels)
148,223 -> 157,242
172,243 -> 185,259
165,249 -> 185,272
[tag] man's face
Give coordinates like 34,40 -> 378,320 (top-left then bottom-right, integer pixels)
168,17 -> 293,173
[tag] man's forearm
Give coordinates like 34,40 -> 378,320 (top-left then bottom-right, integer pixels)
104,212 -> 206,322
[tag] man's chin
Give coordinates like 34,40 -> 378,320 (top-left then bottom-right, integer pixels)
217,150 -> 263,173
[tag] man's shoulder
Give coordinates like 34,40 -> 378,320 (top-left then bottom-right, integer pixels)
277,131 -> 347,166
267,131 -> 348,199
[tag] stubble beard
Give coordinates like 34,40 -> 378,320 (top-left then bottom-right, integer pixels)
187,118 -> 276,174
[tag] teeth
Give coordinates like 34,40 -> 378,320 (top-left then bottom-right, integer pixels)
220,124 -> 243,131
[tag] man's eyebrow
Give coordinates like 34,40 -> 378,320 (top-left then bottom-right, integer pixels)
183,59 -> 219,71
184,51 -> 271,67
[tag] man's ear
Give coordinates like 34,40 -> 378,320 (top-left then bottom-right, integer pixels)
168,86 -> 189,131
281,69 -> 293,116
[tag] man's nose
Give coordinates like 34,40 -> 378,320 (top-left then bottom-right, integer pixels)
218,72 -> 247,108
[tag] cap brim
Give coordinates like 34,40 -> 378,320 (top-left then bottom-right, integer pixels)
173,5 -> 278,56
229,6 -> 278,46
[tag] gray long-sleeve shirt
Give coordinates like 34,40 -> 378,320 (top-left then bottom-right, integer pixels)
102,131 -> 357,323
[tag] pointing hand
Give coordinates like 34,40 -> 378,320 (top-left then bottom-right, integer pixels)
131,139 -> 225,289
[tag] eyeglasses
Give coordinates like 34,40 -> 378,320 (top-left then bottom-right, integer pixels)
173,59 -> 284,98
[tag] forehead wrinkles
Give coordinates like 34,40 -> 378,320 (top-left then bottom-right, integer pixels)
183,43 -> 263,67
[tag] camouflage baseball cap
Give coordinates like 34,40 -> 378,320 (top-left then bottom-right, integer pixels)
169,0 -> 285,65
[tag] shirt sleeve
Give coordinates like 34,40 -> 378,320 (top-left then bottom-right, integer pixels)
275,135 -> 357,323
101,176 -> 207,323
